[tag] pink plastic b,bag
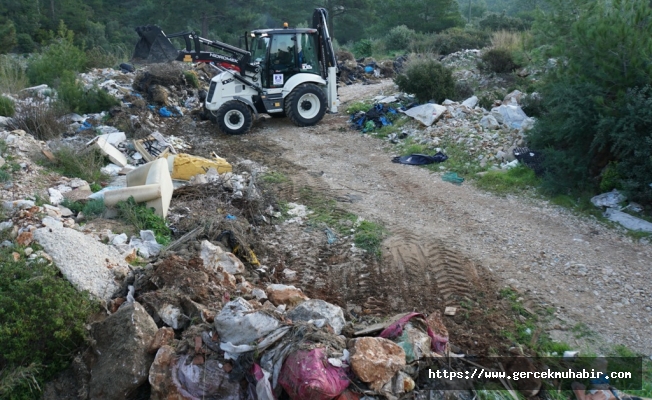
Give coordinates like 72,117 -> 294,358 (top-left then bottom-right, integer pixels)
278,348 -> 349,400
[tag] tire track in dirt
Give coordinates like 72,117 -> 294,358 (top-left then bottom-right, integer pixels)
381,230 -> 478,310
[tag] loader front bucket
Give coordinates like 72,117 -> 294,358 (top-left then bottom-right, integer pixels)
133,25 -> 180,63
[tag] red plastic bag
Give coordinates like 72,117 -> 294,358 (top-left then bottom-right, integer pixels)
279,348 -> 349,400
379,312 -> 448,354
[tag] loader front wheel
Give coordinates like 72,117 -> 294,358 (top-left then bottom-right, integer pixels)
215,101 -> 253,135
285,84 -> 327,127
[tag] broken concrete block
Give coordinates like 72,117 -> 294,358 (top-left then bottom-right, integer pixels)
287,299 -> 346,335
348,337 -> 406,391
89,302 -> 158,400
266,284 -> 309,307
214,297 -> 280,346
200,240 -> 244,274
33,220 -> 130,301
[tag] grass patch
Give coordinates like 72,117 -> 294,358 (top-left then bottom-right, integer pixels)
116,196 -> 171,245
345,101 -> 372,114
550,194 -> 606,221
0,95 -> 15,117
260,171 -> 289,184
47,147 -> 109,185
499,288 -> 572,355
295,187 -> 386,257
475,165 -> 540,196
0,244 -> 97,399
353,220 -> 386,256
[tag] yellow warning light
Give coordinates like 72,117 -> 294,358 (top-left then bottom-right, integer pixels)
283,22 -> 289,28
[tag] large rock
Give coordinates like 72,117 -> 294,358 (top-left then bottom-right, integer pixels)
33,217 -> 130,301
200,240 -> 245,274
480,115 -> 500,130
214,297 -> 280,345
349,337 -> 406,391
491,104 -> 529,129
266,284 -> 309,307
288,299 -> 346,334
89,302 -> 158,400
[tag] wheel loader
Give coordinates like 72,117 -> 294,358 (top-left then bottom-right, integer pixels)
133,8 -> 339,135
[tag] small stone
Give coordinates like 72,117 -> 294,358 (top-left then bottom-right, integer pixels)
148,327 -> 175,354
16,231 -> 33,246
266,284 -> 309,307
24,247 -> 33,256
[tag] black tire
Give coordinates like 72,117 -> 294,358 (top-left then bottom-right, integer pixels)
215,100 -> 253,135
284,83 -> 327,127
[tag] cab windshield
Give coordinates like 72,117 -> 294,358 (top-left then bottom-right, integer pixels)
250,35 -> 270,63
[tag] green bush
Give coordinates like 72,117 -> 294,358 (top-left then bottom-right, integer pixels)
27,22 -> 86,87
479,13 -> 531,32
454,81 -> 474,101
520,92 -> 544,118
83,198 -> 106,217
352,39 -> 373,58
57,73 -> 120,114
385,25 -> 416,51
10,101 -> 67,140
529,0 -> 652,205
0,95 -> 15,117
428,28 -> 491,54
184,70 -> 199,88
478,89 -> 506,109
0,55 -> 28,94
49,147 -> 109,184
599,162 -> 622,192
394,58 -> 455,103
0,246 -> 96,399
479,48 -> 520,73
15,34 -> 36,54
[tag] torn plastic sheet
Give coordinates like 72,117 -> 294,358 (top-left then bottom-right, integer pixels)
379,312 -> 448,355
220,326 -> 290,360
392,152 -> 448,165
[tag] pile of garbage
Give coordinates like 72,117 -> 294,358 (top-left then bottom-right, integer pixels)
338,55 -> 408,85
353,90 -> 537,171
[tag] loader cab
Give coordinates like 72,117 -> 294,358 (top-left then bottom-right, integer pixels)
250,29 -> 320,88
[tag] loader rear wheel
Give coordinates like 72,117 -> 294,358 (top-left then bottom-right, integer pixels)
215,101 -> 253,135
285,84 -> 327,127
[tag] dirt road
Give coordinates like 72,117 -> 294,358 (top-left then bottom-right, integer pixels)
184,80 -> 652,356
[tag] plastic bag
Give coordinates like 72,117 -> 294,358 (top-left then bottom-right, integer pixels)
278,348 -> 349,400
392,152 -> 448,165
442,172 -> 464,185
379,312 -> 448,356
